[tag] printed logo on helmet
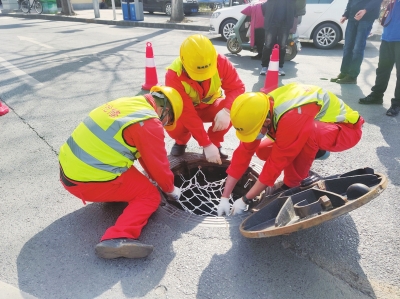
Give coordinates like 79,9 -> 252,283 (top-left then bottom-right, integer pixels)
197,63 -> 211,70
234,127 -> 243,131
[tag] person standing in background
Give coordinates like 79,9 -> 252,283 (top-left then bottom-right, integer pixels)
359,0 -> 400,116
331,0 -> 382,84
259,0 -> 296,76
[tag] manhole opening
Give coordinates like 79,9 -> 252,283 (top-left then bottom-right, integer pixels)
168,160 -> 260,217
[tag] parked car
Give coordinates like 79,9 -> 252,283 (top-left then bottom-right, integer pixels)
210,0 -> 351,49
143,0 -> 199,16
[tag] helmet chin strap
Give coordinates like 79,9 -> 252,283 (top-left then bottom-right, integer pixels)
151,91 -> 168,122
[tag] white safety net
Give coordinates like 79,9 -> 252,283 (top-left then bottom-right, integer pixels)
173,168 -> 252,217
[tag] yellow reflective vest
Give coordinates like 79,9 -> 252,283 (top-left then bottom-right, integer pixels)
167,57 -> 223,105
268,83 -> 360,130
59,96 -> 158,182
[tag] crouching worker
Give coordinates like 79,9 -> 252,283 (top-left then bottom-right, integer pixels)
59,86 -> 183,259
217,82 -> 364,216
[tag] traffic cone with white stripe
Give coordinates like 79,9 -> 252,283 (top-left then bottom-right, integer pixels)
260,44 -> 279,93
142,42 -> 158,90
0,100 -> 9,116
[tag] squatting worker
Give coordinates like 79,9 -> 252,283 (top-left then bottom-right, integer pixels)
165,34 -> 245,164
217,83 -> 364,216
59,86 -> 183,259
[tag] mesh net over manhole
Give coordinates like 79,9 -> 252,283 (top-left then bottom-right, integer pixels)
163,154 -> 262,217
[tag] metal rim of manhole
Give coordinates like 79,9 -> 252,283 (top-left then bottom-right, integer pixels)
158,152 -> 263,228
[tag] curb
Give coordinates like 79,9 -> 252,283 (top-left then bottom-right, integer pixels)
0,11 -> 211,32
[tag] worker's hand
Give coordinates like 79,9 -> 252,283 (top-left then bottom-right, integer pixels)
354,9 -> 366,21
340,16 -> 347,24
230,198 -> 247,215
166,186 -> 181,201
217,197 -> 230,216
213,108 -> 231,132
204,144 -> 222,165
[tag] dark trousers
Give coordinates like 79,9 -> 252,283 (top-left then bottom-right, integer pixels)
254,28 -> 265,54
340,19 -> 373,78
370,41 -> 400,105
261,25 -> 289,68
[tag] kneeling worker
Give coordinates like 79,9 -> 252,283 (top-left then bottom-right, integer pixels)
217,83 -> 364,216
59,86 -> 183,259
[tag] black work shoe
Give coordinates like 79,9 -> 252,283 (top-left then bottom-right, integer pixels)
251,53 -> 262,60
315,149 -> 330,160
386,104 -> 400,117
95,238 -> 153,259
359,95 -> 383,105
218,147 -> 228,159
330,73 -> 346,82
170,143 -> 187,156
336,75 -> 357,84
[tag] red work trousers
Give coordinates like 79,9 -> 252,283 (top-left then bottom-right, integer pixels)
61,166 -> 160,241
256,117 -> 364,187
166,98 -> 232,148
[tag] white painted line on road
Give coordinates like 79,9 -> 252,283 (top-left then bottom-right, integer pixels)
0,281 -> 38,299
17,35 -> 53,49
0,57 -> 43,87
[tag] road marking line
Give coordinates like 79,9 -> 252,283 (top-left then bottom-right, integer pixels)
0,57 -> 43,87
18,35 -> 53,49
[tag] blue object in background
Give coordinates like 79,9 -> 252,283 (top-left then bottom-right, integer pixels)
129,3 -> 136,21
121,1 -> 130,21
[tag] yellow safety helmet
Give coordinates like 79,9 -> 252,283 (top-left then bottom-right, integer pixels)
150,86 -> 183,131
230,92 -> 271,142
180,34 -> 218,81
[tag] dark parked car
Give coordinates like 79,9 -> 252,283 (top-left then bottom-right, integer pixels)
143,0 -> 199,16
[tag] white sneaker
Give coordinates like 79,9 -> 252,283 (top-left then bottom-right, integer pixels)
278,68 -> 285,76
260,67 -> 268,75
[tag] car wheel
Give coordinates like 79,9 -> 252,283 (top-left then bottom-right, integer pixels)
227,36 -> 242,54
220,19 -> 237,41
165,2 -> 172,16
312,23 -> 341,49
284,43 -> 297,61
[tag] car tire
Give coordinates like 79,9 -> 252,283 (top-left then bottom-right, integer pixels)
220,19 -> 237,41
312,22 -> 341,49
165,2 -> 172,16
284,43 -> 297,61
227,36 -> 242,54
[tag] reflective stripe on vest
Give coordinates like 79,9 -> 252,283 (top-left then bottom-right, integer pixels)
269,83 -> 359,129
167,57 -> 223,106
60,97 -> 158,182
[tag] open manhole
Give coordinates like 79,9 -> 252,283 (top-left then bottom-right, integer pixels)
158,153 -> 263,227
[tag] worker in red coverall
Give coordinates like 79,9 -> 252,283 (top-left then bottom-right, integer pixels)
165,34 -> 245,164
59,86 -> 183,259
216,83 -> 365,216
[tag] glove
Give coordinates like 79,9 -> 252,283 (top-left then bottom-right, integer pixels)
213,108 -> 231,132
217,197 -> 230,216
204,144 -> 222,165
230,198 -> 247,215
166,186 -> 181,201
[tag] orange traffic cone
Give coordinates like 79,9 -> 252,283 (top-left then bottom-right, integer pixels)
0,101 -> 9,116
142,42 -> 158,91
260,44 -> 279,94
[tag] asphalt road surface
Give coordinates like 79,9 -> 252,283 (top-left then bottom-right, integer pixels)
0,16 -> 399,299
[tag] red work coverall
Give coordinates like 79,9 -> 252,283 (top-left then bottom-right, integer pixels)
60,97 -> 174,241
165,54 -> 245,147
227,101 -> 364,188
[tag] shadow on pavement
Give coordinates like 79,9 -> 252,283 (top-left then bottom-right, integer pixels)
197,214 -> 376,298
17,201 -> 199,298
